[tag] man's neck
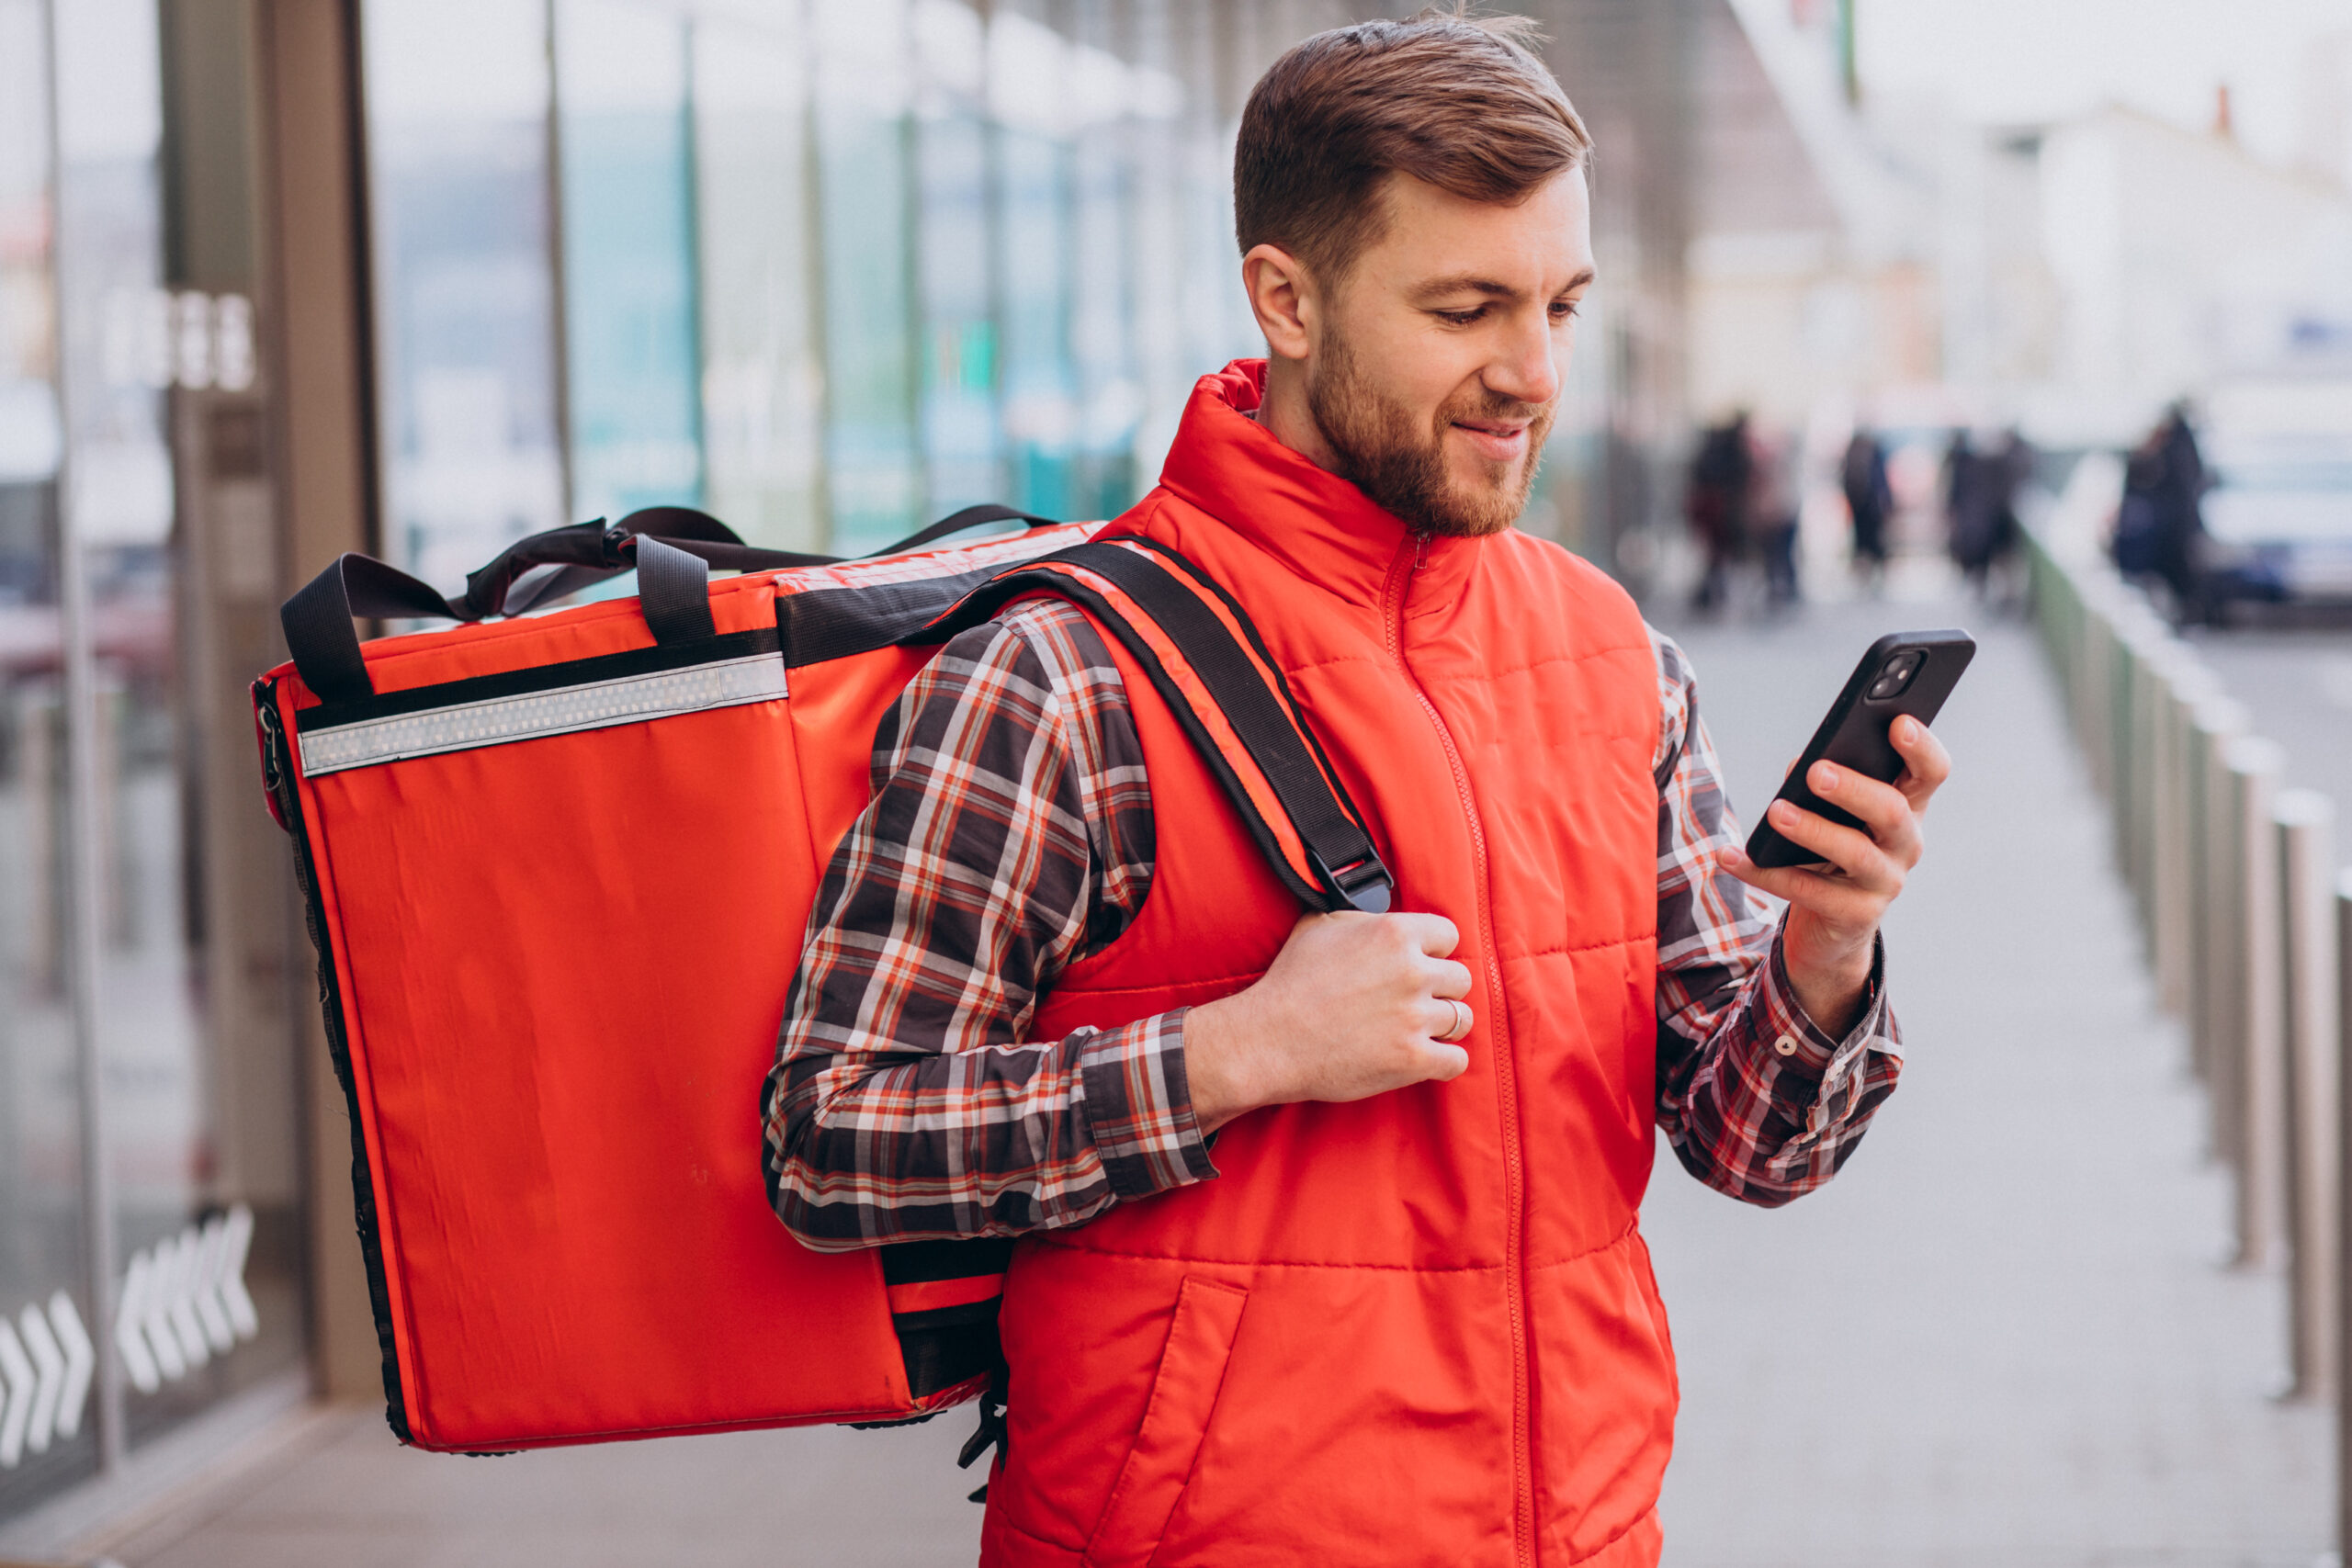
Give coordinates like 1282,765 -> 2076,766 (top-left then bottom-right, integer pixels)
1257,355 -> 1347,478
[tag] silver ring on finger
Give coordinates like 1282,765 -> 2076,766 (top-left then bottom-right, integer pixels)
1437,998 -> 1472,1043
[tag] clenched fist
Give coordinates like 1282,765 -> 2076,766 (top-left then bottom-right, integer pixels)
1182,911 -> 1476,1134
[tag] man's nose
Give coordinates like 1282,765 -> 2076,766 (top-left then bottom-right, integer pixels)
1485,316 -> 1560,409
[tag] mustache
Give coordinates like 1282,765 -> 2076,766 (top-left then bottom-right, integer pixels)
1441,389 -> 1554,425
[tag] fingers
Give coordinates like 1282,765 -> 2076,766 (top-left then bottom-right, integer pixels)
1889,715 -> 1951,810
1423,956 -> 1474,1000
1423,994 -> 1474,1041
1398,911 -> 1461,958
1804,760 -> 1923,870
1723,852 -> 1887,928
1418,1042 -> 1471,1081
1762,796 -> 1903,892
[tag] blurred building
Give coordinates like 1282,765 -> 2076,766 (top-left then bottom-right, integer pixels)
2038,105 -> 2352,434
0,0 -> 1856,1542
1683,0 -> 1940,430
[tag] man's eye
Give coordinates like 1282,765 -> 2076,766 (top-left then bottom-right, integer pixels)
1434,308 -> 1486,327
1550,301 -> 1583,321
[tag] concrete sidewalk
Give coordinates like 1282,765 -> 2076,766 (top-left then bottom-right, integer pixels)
83,588 -> 2331,1568
1646,587 -> 2330,1566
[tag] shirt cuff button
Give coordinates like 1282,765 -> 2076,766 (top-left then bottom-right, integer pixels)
1773,1032 -> 1799,1057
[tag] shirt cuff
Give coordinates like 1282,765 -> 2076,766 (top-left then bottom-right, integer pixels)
1077,1009 -> 1220,1201
1756,925 -> 1897,1078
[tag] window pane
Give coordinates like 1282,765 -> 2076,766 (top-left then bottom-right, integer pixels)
557,0 -> 702,525
1123,1 -> 1191,486
990,13 -> 1077,521
813,0 -> 919,552
365,0 -> 563,592
693,11 -> 825,551
54,0 -> 302,1457
1068,28 -> 1139,521
0,0 -> 97,1516
913,0 -> 1002,519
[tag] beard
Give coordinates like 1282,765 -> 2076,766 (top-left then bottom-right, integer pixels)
1305,332 -> 1556,539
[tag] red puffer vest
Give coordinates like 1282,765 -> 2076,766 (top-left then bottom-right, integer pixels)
981,362 -> 1670,1568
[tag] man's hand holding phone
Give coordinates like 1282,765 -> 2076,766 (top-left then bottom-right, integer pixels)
1720,715 -> 1951,1038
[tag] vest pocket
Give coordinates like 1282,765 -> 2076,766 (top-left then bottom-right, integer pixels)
1081,1276 -> 1250,1568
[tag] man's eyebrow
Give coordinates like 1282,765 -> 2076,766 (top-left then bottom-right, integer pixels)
1411,266 -> 1597,303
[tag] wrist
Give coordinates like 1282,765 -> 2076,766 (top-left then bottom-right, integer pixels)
1182,994 -> 1264,1134
1779,914 -> 1875,1037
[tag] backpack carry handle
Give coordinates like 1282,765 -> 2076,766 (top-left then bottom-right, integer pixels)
465,507 -> 835,620
474,503 -> 1058,620
282,503 -> 1064,707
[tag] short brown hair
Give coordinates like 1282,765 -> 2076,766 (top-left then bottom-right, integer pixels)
1234,8 -> 1591,285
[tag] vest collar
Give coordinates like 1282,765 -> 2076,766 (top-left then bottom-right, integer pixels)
1154,359 -> 1483,612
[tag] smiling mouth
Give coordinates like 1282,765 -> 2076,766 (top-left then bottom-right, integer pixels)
1452,421 -> 1531,461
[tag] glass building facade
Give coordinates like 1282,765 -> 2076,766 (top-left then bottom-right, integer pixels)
1,0 -> 307,1526
362,0 -> 1270,581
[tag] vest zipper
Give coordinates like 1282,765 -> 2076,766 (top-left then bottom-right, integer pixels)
1382,538 -> 1535,1568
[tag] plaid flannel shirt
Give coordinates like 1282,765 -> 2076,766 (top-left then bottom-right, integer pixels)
763,600 -> 1902,1248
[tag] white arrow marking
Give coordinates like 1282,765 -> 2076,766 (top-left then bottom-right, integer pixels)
220,1205 -> 258,1341
18,1305 -> 62,1454
0,1321 -> 31,1468
115,1251 -> 160,1394
190,1216 -> 232,1354
164,1226 -> 210,1370
48,1293 -> 93,1439
139,1238 -> 186,1383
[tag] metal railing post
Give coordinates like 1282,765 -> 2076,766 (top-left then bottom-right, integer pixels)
2111,621 -> 2144,892
2161,665 -> 2220,1024
2229,735 -> 2289,1267
2080,597 -> 2115,796
2333,866 -> 2352,1552
2147,652 -> 2206,1014
2278,790 -> 2337,1399
2196,698 -> 2252,1122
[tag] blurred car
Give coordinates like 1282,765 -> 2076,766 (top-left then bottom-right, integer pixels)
2196,381 -> 2352,615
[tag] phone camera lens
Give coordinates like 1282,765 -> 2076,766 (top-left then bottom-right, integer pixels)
1867,651 -> 1923,701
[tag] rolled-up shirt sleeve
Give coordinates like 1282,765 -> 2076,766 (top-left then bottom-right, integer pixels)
761,602 -> 1216,1252
1649,628 -> 1904,1208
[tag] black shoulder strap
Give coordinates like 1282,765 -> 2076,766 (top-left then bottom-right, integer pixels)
917,539 -> 1393,916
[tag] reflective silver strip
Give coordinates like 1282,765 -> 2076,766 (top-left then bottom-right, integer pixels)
296,652 -> 788,776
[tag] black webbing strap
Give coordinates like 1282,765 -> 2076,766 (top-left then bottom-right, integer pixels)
883,503 -> 1059,557
284,504 -> 1068,704
920,541 -> 1392,915
634,536 -> 717,643
280,553 -> 468,706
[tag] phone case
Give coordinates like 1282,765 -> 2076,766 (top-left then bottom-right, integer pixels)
1744,629 -> 1975,870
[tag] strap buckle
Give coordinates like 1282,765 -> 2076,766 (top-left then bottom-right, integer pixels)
1312,850 -> 1393,914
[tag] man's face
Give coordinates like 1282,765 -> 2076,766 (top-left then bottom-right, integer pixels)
1304,170 -> 1594,538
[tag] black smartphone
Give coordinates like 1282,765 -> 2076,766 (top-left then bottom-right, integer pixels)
1743,629 -> 1975,870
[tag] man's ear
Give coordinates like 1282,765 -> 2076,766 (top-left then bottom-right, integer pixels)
1242,243 -> 1317,363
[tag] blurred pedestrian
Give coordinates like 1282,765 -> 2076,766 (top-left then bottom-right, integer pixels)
1686,412 -> 1749,611
1947,426 -> 2030,602
2151,403 -> 2208,618
1841,424 -> 1893,589
1746,419 -> 1802,607
2114,426 -> 2164,580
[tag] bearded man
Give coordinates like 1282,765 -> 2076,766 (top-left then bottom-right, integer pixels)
763,13 -> 1948,1566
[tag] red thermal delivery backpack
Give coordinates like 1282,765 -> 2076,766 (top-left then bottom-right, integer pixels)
253,504 -> 1392,1455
